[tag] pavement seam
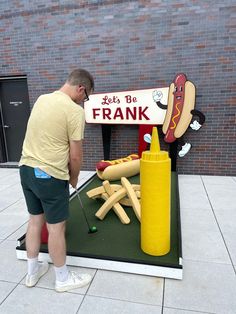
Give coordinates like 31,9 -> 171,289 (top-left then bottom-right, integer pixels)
0,274 -> 26,307
161,278 -> 165,314
84,293 -> 162,307
200,176 -> 236,275
76,268 -> 98,313
0,197 -> 24,213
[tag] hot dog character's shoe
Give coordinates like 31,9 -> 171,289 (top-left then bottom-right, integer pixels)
178,143 -> 192,157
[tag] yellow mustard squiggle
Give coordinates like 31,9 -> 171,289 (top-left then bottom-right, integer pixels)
170,102 -> 181,130
101,154 -> 139,165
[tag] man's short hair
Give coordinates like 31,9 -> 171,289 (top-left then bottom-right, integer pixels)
67,69 -> 94,92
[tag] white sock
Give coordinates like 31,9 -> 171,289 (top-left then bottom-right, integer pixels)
27,257 -> 39,275
54,264 -> 69,282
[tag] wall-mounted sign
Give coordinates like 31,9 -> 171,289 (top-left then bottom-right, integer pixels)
84,87 -> 169,125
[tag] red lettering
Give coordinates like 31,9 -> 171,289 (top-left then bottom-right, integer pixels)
102,95 -> 120,105
125,95 -> 137,103
93,108 -> 100,119
113,107 -> 124,119
101,96 -> 109,105
139,107 -> 150,120
103,108 -> 112,119
113,96 -> 120,104
126,107 -> 137,120
93,106 -> 149,122
125,95 -> 132,103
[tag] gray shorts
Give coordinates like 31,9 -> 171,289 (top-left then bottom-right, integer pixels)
20,165 -> 69,224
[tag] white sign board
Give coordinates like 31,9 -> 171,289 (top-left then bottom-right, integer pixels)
84,87 -> 169,125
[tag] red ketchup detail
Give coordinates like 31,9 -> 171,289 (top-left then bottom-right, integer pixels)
96,154 -> 139,171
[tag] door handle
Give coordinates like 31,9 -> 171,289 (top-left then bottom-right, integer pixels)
3,125 -> 10,128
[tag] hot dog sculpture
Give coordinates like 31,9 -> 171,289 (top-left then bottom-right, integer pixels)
96,154 -> 140,181
162,73 -> 196,143
141,73 -> 205,159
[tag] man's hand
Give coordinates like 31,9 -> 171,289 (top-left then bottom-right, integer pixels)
69,177 -> 78,189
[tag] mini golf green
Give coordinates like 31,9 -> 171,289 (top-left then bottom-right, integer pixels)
16,172 -> 182,277
66,172 -> 181,268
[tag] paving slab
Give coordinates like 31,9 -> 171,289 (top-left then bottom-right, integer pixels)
204,184 -> 236,211
7,223 -> 28,241
181,207 -> 231,264
78,295 -> 162,314
0,200 -> 28,239
178,182 -> 211,210
164,260 -> 236,314
0,240 -> 27,283
178,175 -> 202,185
0,184 -> 24,212
87,269 -> 163,306
202,175 -> 235,186
0,281 -> 17,305
0,284 -> 83,314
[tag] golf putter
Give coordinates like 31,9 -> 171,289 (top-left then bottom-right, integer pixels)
75,188 -> 97,234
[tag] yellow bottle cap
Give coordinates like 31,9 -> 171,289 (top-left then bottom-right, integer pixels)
142,127 -> 169,161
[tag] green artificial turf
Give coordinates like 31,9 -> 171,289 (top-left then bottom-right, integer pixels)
64,172 -> 181,268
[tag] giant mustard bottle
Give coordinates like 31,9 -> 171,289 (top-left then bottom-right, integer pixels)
140,127 -> 171,256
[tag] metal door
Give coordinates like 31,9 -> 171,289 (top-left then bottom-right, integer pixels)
0,78 -> 30,162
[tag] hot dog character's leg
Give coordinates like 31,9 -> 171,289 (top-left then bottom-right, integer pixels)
178,139 -> 192,158
178,110 -> 205,157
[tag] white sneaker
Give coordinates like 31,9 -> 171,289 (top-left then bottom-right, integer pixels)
178,143 -> 192,157
25,261 -> 49,287
55,271 -> 92,292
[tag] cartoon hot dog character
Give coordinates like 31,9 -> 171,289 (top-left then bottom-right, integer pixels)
96,154 -> 140,181
162,73 -> 196,143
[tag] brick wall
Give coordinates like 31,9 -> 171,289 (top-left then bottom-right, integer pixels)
0,1 -> 235,175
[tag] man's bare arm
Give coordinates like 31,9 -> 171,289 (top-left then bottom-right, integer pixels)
68,140 -> 83,188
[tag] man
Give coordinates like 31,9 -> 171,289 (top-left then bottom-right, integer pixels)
19,69 -> 94,292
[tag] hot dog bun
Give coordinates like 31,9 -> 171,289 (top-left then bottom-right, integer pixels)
174,81 -> 195,138
162,83 -> 175,135
96,154 -> 139,171
96,158 -> 140,181
162,73 -> 196,143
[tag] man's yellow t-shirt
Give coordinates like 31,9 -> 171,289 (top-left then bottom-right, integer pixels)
19,90 -> 85,180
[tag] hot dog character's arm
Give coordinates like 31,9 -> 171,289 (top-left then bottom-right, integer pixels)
152,90 -> 167,110
190,109 -> 206,131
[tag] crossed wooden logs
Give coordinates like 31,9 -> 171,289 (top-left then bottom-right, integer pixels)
86,177 -> 141,224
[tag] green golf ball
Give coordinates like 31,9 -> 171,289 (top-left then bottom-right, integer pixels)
90,226 -> 97,233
